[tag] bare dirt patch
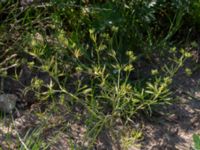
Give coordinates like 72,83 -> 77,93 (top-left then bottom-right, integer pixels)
138,69 -> 200,150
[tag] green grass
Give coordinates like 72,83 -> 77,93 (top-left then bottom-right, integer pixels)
0,0 -> 199,149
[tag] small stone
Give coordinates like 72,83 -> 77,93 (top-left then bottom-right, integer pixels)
0,94 -> 18,113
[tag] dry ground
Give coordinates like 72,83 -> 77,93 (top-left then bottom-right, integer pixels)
0,67 -> 200,150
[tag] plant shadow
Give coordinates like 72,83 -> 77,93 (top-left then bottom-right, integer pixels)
140,69 -> 200,149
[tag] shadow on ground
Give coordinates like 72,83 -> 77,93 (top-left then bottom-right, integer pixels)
139,70 -> 200,150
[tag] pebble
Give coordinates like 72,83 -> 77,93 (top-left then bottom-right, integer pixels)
0,94 -> 17,113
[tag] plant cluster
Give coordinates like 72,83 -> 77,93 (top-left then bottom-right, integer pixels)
0,0 -> 198,149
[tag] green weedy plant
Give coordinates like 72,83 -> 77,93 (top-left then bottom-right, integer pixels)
74,29 -> 190,147
189,0 -> 200,25
10,114 -> 49,150
193,134 -> 200,150
90,0 -> 189,57
0,0 -> 196,149
0,50 -> 18,75
17,128 -> 49,150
